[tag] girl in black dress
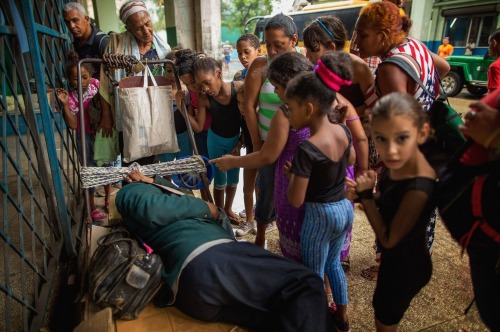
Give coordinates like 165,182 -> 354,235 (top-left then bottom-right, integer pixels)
348,92 -> 437,331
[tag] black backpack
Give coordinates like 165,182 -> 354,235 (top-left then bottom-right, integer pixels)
88,228 -> 164,320
436,143 -> 500,251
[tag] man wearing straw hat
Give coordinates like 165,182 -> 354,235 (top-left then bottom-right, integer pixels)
98,0 -> 171,166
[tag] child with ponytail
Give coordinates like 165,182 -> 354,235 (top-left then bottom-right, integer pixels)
285,51 -> 355,331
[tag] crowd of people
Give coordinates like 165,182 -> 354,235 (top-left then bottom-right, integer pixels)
61,0 -> 500,331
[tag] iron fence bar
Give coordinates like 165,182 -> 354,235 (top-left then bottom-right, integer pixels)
0,227 -> 46,278
21,0 -> 74,256
34,23 -> 65,39
2,1 -> 73,330
1,186 -> 54,248
8,71 -> 63,240
7,1 -> 72,331
0,24 -> 16,35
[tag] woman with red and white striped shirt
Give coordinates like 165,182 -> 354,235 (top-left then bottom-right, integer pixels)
352,0 -> 450,283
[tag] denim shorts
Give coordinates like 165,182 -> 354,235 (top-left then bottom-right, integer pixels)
255,162 -> 276,224
207,129 -> 240,190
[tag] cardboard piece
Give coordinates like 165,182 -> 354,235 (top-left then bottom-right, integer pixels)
74,307 -> 115,332
116,303 -> 247,332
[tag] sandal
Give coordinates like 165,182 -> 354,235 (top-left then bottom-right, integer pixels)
227,214 -> 241,226
341,256 -> 350,272
361,265 -> 379,281
91,209 -> 107,222
326,293 -> 337,313
334,319 -> 350,332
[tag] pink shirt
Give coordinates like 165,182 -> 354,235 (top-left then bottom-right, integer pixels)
68,78 -> 99,133
190,91 -> 212,131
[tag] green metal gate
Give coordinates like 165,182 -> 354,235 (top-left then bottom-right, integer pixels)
1,0 -> 86,331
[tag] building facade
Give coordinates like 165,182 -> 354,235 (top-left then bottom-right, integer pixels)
411,0 -> 500,56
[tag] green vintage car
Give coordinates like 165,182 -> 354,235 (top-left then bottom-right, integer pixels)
441,53 -> 494,97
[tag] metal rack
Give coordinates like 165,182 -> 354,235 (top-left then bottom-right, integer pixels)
77,57 -> 214,227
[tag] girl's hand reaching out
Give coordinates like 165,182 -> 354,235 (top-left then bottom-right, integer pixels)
56,88 -> 69,106
210,155 -> 233,172
355,170 -> 376,193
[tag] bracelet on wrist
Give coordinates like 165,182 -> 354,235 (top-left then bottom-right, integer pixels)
356,189 -> 374,201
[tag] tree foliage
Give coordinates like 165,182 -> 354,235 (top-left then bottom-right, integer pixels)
147,1 -> 166,32
221,0 -> 273,35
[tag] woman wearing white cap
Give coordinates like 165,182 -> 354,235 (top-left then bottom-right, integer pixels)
98,0 -> 171,167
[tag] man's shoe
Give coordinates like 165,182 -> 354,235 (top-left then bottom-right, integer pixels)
235,222 -> 255,237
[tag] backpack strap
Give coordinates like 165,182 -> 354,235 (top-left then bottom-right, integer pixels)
471,175 -> 486,220
459,173 -> 500,251
383,54 -> 437,101
472,175 -> 500,243
97,31 -> 109,55
92,30 -> 108,56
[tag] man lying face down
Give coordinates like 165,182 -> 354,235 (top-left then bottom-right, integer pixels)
116,171 -> 332,331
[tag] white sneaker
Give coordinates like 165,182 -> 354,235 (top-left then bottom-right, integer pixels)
251,222 -> 276,235
235,222 -> 255,237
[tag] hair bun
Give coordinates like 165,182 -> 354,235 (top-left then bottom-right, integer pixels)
66,51 -> 80,63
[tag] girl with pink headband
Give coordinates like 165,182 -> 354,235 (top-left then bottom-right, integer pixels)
284,51 -> 355,332
313,59 -> 352,91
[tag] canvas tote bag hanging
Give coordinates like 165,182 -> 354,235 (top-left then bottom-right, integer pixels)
119,65 -> 179,163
